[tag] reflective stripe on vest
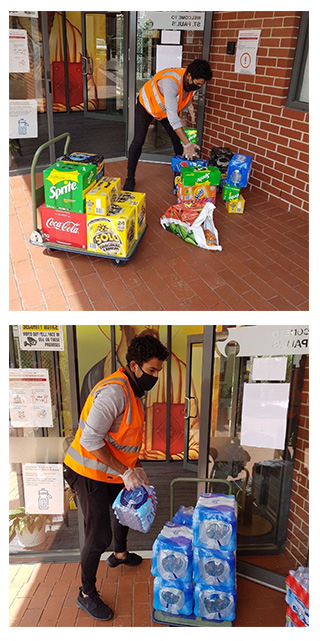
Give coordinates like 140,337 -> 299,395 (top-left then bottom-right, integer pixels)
64,367 -> 144,483
139,67 -> 193,120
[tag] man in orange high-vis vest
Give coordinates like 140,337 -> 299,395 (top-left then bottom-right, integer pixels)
123,59 -> 212,191
64,334 -> 169,622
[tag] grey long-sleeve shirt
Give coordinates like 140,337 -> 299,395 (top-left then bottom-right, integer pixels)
158,77 -> 191,130
80,384 -> 128,451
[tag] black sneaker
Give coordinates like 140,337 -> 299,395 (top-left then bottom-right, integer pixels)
77,587 -> 114,621
107,551 -> 143,568
122,177 -> 135,191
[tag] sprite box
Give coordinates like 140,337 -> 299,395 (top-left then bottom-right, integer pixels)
183,128 -> 197,144
181,166 -> 221,187
43,161 -> 96,213
222,183 -> 241,202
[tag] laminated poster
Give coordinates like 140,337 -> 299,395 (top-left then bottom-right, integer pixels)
23,463 -> 64,515
9,368 -> 53,428
235,30 -> 261,75
240,383 -> 290,450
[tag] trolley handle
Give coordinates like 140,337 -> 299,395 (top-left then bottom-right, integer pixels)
31,132 -> 71,230
170,476 -> 233,520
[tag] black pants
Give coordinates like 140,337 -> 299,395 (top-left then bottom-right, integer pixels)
64,465 -> 128,596
126,98 -> 183,180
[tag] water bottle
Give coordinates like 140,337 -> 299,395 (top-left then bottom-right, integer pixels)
285,566 -> 309,625
193,547 -> 236,588
171,505 -> 194,528
153,577 -> 193,615
112,484 -> 157,533
194,585 -> 236,621
226,153 -> 252,188
193,493 -> 237,551
152,522 -> 193,582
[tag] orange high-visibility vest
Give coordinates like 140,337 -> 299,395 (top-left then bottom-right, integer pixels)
139,67 -> 194,121
64,367 -> 145,483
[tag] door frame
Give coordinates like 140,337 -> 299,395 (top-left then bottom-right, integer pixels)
81,11 -> 128,125
184,333 -> 204,473
127,11 -> 213,161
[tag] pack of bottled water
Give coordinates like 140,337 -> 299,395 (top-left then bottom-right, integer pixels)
171,505 -> 194,528
226,153 -> 252,188
194,584 -> 237,621
152,522 -> 193,582
193,547 -> 236,588
153,577 -> 194,616
285,567 -> 309,626
193,493 -> 237,551
192,493 -> 237,622
112,484 -> 157,533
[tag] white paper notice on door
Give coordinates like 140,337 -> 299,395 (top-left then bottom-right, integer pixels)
9,368 -> 53,428
252,356 -> 287,381
23,463 -> 64,515
240,383 -> 290,449
156,45 -> 182,72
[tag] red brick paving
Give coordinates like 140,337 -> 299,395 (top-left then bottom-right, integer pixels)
9,560 -> 288,627
9,160 -> 308,311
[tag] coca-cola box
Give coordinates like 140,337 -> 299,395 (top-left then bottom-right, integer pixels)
40,205 -> 87,249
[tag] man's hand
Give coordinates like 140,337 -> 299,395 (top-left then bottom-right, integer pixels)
183,141 -> 200,160
121,468 -> 142,491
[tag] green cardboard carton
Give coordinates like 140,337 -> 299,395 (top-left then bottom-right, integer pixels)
43,161 -> 96,213
222,183 -> 241,202
181,166 -> 221,187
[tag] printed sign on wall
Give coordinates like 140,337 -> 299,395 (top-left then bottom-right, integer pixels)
235,30 -> 261,75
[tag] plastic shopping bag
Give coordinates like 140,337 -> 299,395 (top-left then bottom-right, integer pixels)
160,201 -> 222,251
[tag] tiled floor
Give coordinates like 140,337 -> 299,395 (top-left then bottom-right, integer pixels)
9,160 -> 308,311
9,560 -> 288,627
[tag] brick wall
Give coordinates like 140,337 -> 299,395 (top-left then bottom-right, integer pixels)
285,355 -> 309,566
201,11 -> 309,217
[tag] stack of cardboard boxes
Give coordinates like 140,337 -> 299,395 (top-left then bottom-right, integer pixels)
40,152 -> 146,258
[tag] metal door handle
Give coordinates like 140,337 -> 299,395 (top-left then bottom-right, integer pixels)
184,396 -> 198,419
82,56 -> 88,76
88,56 -> 94,75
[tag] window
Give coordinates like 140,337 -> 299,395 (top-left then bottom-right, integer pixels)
286,12 -> 309,112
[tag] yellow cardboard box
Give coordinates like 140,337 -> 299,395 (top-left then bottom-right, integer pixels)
86,210 -> 135,258
226,194 -> 245,214
100,177 -> 121,202
85,177 -> 121,216
114,191 -> 146,239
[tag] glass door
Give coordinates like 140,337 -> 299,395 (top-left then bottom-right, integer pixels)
208,327 -> 308,588
9,12 -> 54,174
184,335 -> 203,472
9,326 -> 82,561
134,11 -> 212,162
82,12 -> 127,122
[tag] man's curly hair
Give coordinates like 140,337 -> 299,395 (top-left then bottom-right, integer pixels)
186,59 -> 212,81
126,334 -> 169,365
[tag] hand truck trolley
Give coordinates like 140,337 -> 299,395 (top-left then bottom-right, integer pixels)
29,132 -> 147,266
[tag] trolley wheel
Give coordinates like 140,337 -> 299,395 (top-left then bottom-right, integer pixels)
112,258 -> 126,266
30,229 -> 45,244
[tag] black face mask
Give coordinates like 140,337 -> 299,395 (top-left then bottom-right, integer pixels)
184,79 -> 201,92
134,364 -> 158,392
